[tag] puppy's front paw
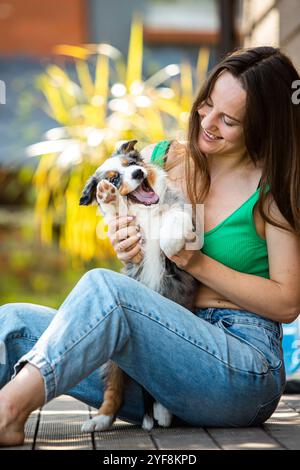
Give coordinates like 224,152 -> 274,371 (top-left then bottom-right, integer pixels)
160,236 -> 185,258
96,180 -> 118,204
160,210 -> 194,257
81,414 -> 114,433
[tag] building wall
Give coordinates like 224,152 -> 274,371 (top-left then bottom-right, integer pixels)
242,0 -> 300,72
0,0 -> 87,56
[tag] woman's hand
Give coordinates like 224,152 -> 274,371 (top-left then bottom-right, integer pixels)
167,232 -> 203,272
108,215 -> 144,265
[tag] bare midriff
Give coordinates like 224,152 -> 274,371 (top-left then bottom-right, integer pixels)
193,285 -> 243,310
165,140 -> 265,311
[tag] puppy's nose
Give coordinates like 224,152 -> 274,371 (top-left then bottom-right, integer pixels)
132,169 -> 144,180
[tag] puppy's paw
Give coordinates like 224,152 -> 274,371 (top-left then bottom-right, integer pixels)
142,414 -> 154,431
81,414 -> 114,433
96,180 -> 118,204
160,210 -> 194,257
153,402 -> 172,427
160,236 -> 185,258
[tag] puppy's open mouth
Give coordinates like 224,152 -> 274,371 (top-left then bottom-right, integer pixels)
128,179 -> 159,205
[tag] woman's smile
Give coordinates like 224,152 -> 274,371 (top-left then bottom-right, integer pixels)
201,127 -> 223,142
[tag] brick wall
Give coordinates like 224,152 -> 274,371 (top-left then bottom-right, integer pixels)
242,0 -> 300,72
0,0 -> 87,56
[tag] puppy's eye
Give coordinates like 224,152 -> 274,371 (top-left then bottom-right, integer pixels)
110,176 -> 119,185
107,173 -> 120,186
127,161 -> 137,166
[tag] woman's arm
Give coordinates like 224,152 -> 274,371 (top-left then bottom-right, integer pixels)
170,200 -> 300,324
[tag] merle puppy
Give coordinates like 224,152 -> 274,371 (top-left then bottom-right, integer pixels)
79,140 -> 201,433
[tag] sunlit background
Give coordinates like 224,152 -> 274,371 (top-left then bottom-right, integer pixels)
0,0 -> 299,308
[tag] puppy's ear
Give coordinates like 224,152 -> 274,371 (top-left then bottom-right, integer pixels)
117,140 -> 138,154
79,176 -> 98,205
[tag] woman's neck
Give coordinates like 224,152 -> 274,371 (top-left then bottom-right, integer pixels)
208,150 -> 253,180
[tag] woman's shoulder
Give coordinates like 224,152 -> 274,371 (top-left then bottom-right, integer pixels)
263,192 -> 292,232
167,140 -> 188,165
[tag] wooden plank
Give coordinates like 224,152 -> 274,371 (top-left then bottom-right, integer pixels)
40,395 -> 89,412
263,396 -> 300,450
207,427 -> 283,450
282,394 -> 300,413
35,396 -> 93,450
151,426 -> 220,450
0,410 -> 39,450
93,416 -> 156,450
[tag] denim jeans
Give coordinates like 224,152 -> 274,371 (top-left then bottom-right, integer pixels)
0,268 -> 286,427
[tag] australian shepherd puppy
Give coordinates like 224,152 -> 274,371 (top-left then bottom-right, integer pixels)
79,140 -> 201,433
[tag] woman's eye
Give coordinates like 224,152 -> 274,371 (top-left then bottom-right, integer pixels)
223,116 -> 234,126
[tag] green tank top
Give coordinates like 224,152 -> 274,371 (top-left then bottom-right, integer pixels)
151,140 -> 270,279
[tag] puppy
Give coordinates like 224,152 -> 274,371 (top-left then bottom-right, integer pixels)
79,140 -> 201,432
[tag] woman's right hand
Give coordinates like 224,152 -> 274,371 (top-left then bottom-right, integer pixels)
107,215 -> 144,265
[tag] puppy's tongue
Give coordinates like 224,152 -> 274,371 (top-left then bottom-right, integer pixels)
130,183 -> 159,205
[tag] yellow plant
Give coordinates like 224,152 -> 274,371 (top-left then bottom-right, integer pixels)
29,15 -> 210,263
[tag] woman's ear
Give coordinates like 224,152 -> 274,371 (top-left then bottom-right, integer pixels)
79,176 -> 98,205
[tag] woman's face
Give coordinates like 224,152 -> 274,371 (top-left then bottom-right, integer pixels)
197,71 -> 247,157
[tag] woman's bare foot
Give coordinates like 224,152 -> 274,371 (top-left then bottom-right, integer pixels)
0,363 -> 45,447
0,396 -> 27,446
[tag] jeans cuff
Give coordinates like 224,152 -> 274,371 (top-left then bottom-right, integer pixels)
12,351 -> 56,404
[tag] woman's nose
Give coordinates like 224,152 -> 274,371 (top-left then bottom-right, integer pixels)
200,111 -> 218,131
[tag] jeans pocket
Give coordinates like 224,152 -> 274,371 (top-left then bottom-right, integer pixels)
218,318 -> 283,371
247,393 -> 282,427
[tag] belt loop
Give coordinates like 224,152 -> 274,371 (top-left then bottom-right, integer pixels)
207,307 -> 215,320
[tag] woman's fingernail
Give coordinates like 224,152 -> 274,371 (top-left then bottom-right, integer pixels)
128,216 -> 135,220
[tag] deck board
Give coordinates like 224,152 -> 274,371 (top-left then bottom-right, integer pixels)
262,396 -> 300,450
207,427 -> 283,450
93,422 -> 156,450
1,394 -> 300,450
34,396 -> 93,450
151,427 -> 220,450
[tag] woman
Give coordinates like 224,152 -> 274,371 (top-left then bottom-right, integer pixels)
1,46 -> 300,446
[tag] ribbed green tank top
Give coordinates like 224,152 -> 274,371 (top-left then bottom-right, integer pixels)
151,140 -> 270,279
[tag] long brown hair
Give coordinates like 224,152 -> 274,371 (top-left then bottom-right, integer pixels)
185,46 -> 300,235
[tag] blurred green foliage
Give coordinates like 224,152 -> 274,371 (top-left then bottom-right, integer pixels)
0,210 -> 121,307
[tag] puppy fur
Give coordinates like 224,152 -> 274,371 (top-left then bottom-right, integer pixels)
79,140 -> 201,433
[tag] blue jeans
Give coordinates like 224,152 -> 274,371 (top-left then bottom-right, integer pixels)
0,268 -> 286,427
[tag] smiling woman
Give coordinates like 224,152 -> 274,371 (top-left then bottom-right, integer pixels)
187,48 -> 300,232
157,47 -> 300,319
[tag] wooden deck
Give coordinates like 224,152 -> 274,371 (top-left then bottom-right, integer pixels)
1,394 -> 300,450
